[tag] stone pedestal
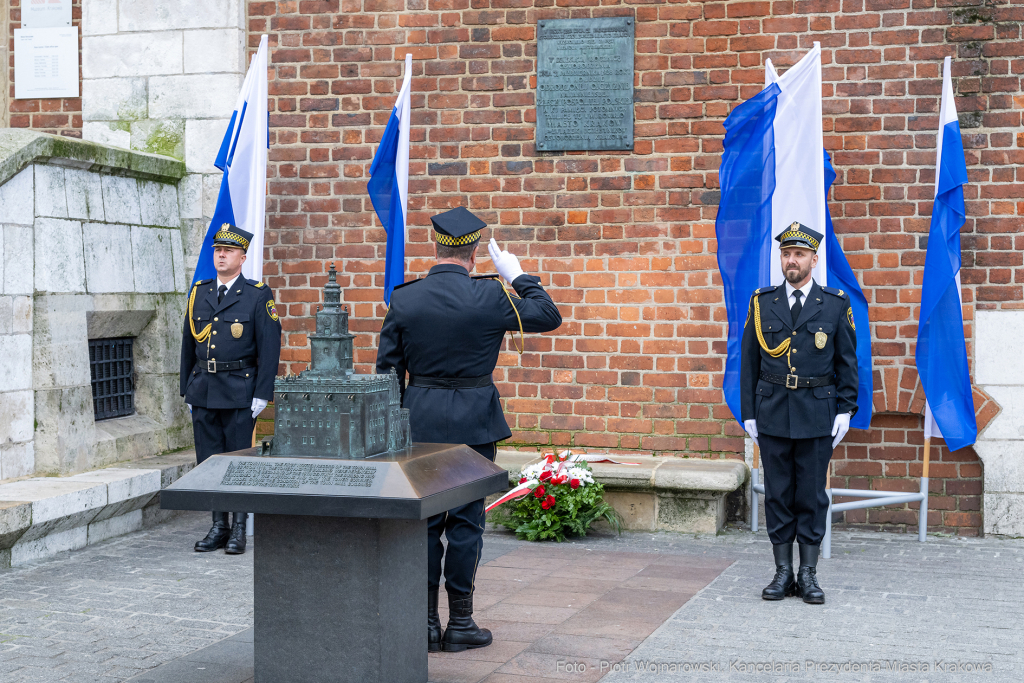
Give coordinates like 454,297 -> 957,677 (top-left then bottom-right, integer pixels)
254,514 -> 425,683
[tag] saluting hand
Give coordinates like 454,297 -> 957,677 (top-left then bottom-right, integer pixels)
488,238 -> 525,283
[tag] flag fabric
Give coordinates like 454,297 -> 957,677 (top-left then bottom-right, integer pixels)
916,56 -> 976,451
717,43 -> 873,427
191,34 -> 269,286
368,54 -> 412,305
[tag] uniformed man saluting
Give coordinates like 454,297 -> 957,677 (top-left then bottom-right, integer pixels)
180,224 -> 282,555
741,223 -> 857,605
376,207 -> 562,652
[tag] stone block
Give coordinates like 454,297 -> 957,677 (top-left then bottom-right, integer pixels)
33,386 -> 95,474
202,173 -> 221,218
119,0 -> 240,31
93,414 -> 166,467
149,74 -> 243,119
984,492 -> 1024,537
82,0 -> 118,36
181,218 -> 207,279
3,226 -> 33,295
13,296 -> 32,333
0,390 -> 34,443
979,386 -> 1024,441
33,293 -> 90,346
82,122 -> 131,150
139,180 -> 181,227
0,296 -> 11,334
64,168 -> 106,221
34,217 -> 85,293
178,173 -> 203,219
101,175 -> 142,224
185,118 -> 231,174
171,231 -> 187,292
0,501 -> 31,551
131,227 -> 176,293
653,459 -> 748,492
68,467 -> 162,505
0,441 -> 34,480
0,479 -> 107,527
977,310 -> 1024,386
0,334 -> 32,391
83,222 -> 135,293
11,526 -> 88,566
184,28 -> 245,74
656,491 -> 726,534
600,490 -> 656,531
82,77 -> 148,121
34,165 -> 68,218
85,308 -> 157,338
88,509 -> 143,544
82,32 -> 184,79
131,119 -> 185,161
0,167 -> 35,226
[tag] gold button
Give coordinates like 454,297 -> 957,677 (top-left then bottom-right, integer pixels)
211,345 -> 216,349
214,317 -> 219,321
792,349 -> 797,354
792,331 -> 797,336
235,319 -> 239,322
246,373 -> 250,377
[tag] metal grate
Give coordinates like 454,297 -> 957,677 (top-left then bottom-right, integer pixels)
89,338 -> 135,421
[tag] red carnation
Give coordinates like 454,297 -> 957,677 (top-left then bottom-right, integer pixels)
570,478 -> 580,489
545,495 -> 556,506
541,499 -> 552,510
519,477 -> 527,484
533,485 -> 546,498
539,471 -> 552,482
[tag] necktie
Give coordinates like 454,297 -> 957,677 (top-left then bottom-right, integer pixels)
791,290 -> 803,326
218,284 -> 227,304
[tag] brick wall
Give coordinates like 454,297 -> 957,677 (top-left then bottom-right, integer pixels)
247,0 -> 1024,536
7,0 -> 83,136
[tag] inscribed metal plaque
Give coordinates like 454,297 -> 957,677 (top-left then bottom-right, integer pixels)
219,460 -> 382,496
536,17 -> 634,152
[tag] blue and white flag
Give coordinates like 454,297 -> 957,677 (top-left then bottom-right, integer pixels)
917,57 -> 976,451
368,54 -> 412,305
716,44 -> 873,428
192,34 -> 269,286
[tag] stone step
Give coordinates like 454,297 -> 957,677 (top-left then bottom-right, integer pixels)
0,450 -> 197,568
492,450 -> 749,534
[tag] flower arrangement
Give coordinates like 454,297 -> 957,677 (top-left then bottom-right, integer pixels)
487,450 -> 624,542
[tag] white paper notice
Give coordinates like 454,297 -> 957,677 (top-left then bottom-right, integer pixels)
14,27 -> 79,99
21,0 -> 72,29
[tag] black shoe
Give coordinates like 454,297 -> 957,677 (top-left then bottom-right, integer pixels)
428,589 -> 443,652
224,513 -> 248,555
195,512 -> 230,552
441,591 -> 492,652
796,543 -> 824,604
761,543 -> 797,600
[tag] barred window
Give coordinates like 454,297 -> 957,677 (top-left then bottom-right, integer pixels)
89,338 -> 135,420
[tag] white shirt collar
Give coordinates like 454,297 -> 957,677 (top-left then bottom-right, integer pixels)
217,274 -> 241,292
785,279 -> 814,305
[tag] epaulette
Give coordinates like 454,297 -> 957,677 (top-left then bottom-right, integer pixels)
752,284 -> 779,297
472,274 -> 501,280
392,278 -> 421,291
192,279 -> 211,289
821,286 -> 847,298
246,279 -> 265,288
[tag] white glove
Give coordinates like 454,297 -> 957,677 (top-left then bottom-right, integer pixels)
488,238 -> 525,282
186,403 -> 192,414
831,412 -> 851,449
743,419 -> 759,447
251,398 -> 268,419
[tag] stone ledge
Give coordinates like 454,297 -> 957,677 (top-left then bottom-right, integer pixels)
494,451 -> 749,534
0,449 -> 196,568
0,129 -> 186,186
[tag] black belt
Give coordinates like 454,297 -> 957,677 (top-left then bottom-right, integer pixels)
408,375 -> 493,389
760,371 -> 834,390
197,358 -> 256,374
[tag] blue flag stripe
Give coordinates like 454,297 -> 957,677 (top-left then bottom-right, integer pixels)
367,108 -> 405,305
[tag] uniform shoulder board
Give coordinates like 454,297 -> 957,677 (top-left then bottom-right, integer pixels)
752,284 -> 779,297
821,286 -> 847,298
393,278 -> 421,290
191,279 -> 210,290
247,279 -> 265,288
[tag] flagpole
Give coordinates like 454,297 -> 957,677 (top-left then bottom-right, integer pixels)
919,437 -> 931,542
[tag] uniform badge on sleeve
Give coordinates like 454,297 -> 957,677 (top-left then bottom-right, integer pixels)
267,300 -> 279,321
847,307 -> 855,330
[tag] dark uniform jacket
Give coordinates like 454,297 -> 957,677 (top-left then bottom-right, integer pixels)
740,280 -> 858,440
180,276 -> 282,410
376,264 -> 562,445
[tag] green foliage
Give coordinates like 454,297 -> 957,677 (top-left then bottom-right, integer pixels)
490,462 -> 622,542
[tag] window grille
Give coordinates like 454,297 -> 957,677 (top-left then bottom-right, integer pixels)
89,337 -> 135,420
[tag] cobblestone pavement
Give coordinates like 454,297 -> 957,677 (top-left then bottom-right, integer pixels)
2,512 -> 1023,682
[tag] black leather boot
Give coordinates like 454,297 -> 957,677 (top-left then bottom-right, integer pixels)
224,513 -> 248,555
761,543 -> 797,600
427,589 -> 443,652
195,512 -> 230,552
796,543 -> 825,604
441,591 -> 492,652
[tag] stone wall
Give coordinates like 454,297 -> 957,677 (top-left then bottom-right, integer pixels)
247,0 -> 1024,536
0,130 -> 189,479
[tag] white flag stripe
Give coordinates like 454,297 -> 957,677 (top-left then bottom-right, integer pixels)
232,35 -> 269,282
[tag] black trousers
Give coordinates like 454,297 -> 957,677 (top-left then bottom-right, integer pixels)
428,442 -> 496,596
191,406 -> 256,465
760,433 -> 833,546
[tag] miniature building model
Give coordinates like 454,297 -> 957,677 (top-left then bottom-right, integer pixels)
263,265 -> 410,459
